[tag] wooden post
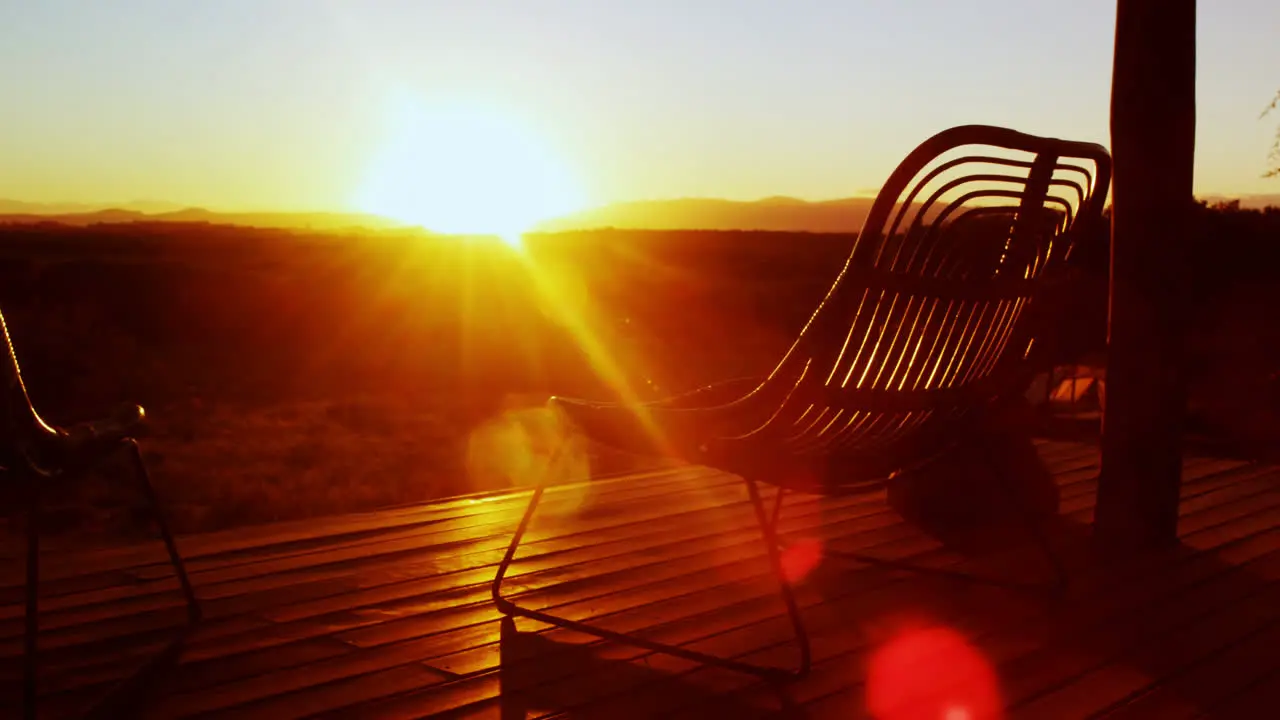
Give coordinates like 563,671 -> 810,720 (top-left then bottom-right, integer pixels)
1096,0 -> 1197,552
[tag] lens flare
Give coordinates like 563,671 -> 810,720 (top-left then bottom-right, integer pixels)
781,537 -> 825,583
466,404 -> 591,517
867,624 -> 1003,720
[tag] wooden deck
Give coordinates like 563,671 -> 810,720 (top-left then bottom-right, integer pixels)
3,439 -> 1280,719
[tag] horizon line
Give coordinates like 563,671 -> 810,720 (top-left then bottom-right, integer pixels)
3,189 -> 1279,218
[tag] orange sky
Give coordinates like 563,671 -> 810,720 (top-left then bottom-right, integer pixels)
1,0 -> 1277,228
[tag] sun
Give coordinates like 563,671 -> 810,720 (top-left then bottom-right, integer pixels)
353,94 -> 588,246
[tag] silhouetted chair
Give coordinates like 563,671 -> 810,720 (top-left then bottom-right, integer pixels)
0,310 -> 200,720
492,125 -> 1111,681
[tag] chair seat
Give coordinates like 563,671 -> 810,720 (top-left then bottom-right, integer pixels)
548,393 -> 724,462
38,404 -> 147,474
549,384 -> 948,493
549,375 -> 788,458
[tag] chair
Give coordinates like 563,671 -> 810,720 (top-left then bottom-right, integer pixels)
0,309 -> 200,720
491,125 -> 1112,681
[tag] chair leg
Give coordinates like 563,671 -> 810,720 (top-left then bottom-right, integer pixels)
491,458 -> 809,682
767,484 -> 785,533
743,479 -> 811,678
78,441 -> 204,720
125,439 -> 201,624
24,482 -> 40,720
490,482 -> 545,614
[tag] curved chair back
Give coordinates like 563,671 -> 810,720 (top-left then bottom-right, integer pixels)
0,310 -> 62,474
748,125 -> 1111,459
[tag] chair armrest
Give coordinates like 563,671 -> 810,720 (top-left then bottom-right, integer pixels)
652,377 -> 764,410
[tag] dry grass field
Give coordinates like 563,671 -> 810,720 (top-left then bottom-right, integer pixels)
0,206 -> 1275,544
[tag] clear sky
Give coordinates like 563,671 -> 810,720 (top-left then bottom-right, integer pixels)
2,0 -> 1277,216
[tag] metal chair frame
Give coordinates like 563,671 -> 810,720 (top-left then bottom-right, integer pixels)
492,125 -> 1112,682
1,310 -> 200,719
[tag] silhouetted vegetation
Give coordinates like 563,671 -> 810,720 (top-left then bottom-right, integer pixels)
0,205 -> 1275,541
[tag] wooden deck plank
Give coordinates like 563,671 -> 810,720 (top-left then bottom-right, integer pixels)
649,512 -> 1280,720
4,447 -> 1107,656
1201,664 -> 1280,719
673,530 -> 1280,720
3,441 -> 1091,583
1,464 -> 735,602
5,450 -> 1228,702
722,495 -> 1280,718
727,504 -> 1280,717
4,448 -> 1097,616
280,460 -> 1266,719
2,461 -> 687,571
1096,617 -> 1280,718
0,462 -> 709,599
0,470 -> 794,652
3,441 -> 1274,720
1016,591 -> 1280,718
21,473 -> 892,699
5,458 -> 1223,696
481,467 -> 1280,720
8,447 -> 954,620
141,495 -> 917,716
126,465 -> 747,581
15,445 -> 1100,702
1003,552 -> 1280,716
22,445 -> 1111,666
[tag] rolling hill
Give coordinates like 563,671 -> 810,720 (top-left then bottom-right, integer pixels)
2,193 -> 1276,234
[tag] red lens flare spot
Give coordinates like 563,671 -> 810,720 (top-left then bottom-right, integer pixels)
781,537 -> 824,583
867,625 -> 1003,720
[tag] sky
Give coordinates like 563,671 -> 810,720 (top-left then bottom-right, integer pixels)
1,0 -> 1277,216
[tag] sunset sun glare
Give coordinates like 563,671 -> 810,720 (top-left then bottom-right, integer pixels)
353,95 -> 587,246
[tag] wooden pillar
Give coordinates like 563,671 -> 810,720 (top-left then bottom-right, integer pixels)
1096,0 -> 1197,551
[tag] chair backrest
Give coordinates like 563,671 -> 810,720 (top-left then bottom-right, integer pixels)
757,125 -> 1110,456
0,309 -> 61,473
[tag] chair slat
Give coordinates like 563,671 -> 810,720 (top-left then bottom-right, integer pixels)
550,124 -> 1111,491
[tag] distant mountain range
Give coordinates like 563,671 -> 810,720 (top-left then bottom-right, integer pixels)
534,192 -> 1280,233
3,193 -> 1278,234
532,196 -> 879,234
0,201 -> 404,231
0,199 -> 186,215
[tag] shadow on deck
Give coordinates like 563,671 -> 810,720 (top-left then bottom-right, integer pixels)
2,438 -> 1279,719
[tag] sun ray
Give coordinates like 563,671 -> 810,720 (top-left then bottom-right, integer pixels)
348,90 -> 676,472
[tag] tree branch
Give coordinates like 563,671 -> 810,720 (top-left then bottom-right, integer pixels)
1265,90 -> 1280,179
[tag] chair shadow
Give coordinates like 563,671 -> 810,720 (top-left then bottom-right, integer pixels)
883,414 -> 1067,559
496,616 -> 802,719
